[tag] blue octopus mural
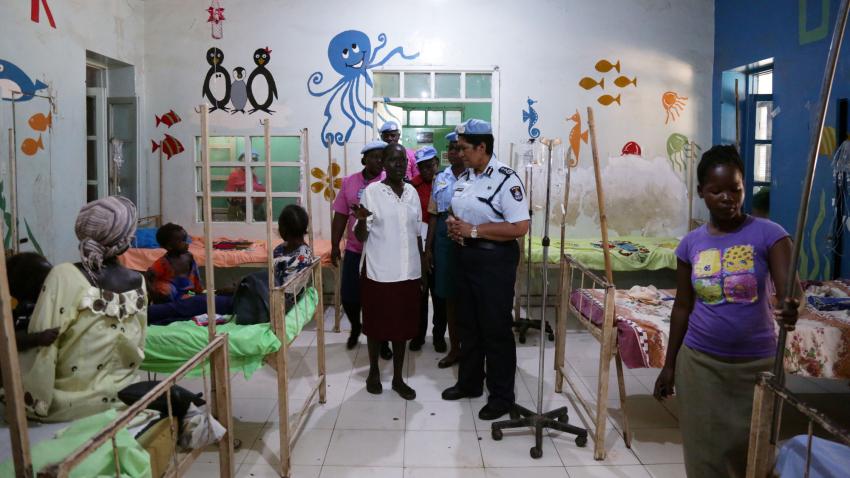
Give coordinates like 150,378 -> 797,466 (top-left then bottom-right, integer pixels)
307,30 -> 419,147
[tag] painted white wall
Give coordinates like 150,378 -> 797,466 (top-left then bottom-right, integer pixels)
1,0 -> 714,263
0,0 -> 148,262
145,0 -> 714,241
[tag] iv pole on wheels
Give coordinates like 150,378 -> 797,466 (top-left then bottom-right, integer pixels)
491,137 -> 588,458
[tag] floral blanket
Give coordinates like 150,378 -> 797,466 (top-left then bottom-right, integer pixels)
569,281 -> 850,379
569,288 -> 674,368
785,280 -> 850,379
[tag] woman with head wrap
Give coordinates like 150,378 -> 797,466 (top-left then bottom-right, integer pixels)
17,196 -> 148,422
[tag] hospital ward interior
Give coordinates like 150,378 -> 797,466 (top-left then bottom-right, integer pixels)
3,0 -> 850,477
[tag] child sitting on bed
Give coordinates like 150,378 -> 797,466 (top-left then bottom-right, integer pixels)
273,205 -> 313,290
6,252 -> 59,351
145,223 -> 233,325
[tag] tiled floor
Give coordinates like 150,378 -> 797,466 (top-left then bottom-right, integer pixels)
184,309 -> 686,478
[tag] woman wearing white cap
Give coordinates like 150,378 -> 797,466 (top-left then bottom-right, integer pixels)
440,119 -> 530,421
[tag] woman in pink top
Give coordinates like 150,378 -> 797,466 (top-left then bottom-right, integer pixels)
330,141 -> 389,356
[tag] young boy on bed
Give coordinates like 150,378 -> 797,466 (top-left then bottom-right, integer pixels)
145,223 -> 233,325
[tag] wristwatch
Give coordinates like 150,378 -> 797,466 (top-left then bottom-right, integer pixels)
470,225 -> 479,239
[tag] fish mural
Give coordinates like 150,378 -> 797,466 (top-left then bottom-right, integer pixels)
151,134 -> 185,160
597,94 -> 621,106
21,135 -> 44,156
579,77 -> 605,90
155,109 -> 181,128
0,59 -> 48,102
567,110 -> 589,160
522,97 -> 541,139
595,59 -> 620,73
662,91 -> 688,124
621,141 -> 642,156
308,30 -> 419,147
613,76 -> 637,88
28,112 -> 51,132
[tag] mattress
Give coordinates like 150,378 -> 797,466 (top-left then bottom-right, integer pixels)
141,287 -> 318,378
0,407 -> 155,477
118,237 -> 334,271
527,236 -> 679,271
774,435 -> 850,478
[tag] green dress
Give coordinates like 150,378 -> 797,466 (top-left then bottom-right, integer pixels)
20,263 -> 147,422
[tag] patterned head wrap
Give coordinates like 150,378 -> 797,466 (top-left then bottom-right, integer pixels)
75,196 -> 137,276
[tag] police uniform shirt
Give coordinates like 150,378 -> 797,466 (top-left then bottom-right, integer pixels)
450,157 -> 529,225
432,166 -> 460,214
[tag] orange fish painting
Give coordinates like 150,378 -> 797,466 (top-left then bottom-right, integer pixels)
613,76 -> 637,88
579,77 -> 605,90
597,94 -> 621,106
567,110 -> 589,160
28,112 -> 52,132
595,59 -> 621,73
21,135 -> 44,156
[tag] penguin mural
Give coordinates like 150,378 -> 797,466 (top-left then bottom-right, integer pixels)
230,67 -> 247,114
202,47 -> 231,112
247,47 -> 277,115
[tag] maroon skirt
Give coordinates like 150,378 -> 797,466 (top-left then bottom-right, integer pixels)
361,272 -> 420,341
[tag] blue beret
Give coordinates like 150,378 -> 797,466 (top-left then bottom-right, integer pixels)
361,140 -> 388,154
455,118 -> 492,135
379,121 -> 400,133
445,131 -> 458,142
415,146 -> 438,163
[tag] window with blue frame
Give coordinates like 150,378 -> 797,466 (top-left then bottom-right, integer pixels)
744,68 -> 773,214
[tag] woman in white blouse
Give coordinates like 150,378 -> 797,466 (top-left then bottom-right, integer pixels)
353,143 -> 424,400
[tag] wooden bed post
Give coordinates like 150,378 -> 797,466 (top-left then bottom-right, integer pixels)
302,129 -> 314,246
687,141 -> 696,231
199,106 -> 234,477
587,106 -> 625,459
315,262 -> 327,405
264,120 -> 275,301
554,146 -> 574,391
0,248 -> 33,477
272,289 -> 291,477
328,144 -> 343,333
746,374 -> 777,478
8,126 -> 18,254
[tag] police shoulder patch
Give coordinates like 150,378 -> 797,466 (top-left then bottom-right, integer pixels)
499,166 -> 515,176
510,185 -> 523,201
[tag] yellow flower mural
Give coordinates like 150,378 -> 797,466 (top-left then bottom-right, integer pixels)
311,162 -> 342,202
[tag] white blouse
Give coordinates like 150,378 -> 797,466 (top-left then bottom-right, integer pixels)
359,181 -> 422,282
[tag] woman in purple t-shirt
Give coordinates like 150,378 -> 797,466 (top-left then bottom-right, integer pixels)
653,145 -> 800,478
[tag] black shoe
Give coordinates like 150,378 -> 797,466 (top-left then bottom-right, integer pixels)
433,337 -> 447,353
409,338 -> 424,351
478,404 -> 510,421
437,353 -> 459,369
441,385 -> 483,401
392,380 -> 416,400
380,342 -> 393,360
346,331 -> 360,350
346,324 -> 361,350
366,376 -> 382,395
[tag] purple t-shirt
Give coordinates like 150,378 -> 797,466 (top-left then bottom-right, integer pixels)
332,170 -> 385,254
676,216 -> 789,358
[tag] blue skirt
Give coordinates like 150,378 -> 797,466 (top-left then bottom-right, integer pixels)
433,214 -> 458,299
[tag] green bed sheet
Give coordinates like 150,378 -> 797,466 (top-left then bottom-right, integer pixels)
0,409 -> 151,478
142,287 -> 318,378
525,236 -> 680,271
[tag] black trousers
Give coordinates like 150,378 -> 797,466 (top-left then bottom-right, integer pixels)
455,241 -> 519,411
417,273 -> 447,341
